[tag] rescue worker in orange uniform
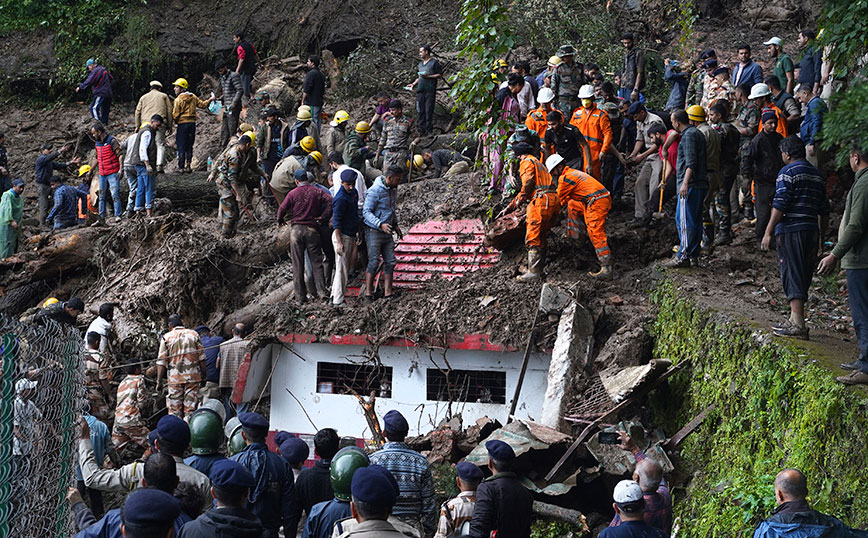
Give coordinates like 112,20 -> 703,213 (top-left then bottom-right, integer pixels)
525,87 -> 556,141
569,85 -> 613,180
750,83 -> 789,138
502,142 -> 560,281
548,153 -> 613,278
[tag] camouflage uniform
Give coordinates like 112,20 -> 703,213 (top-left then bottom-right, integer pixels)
685,70 -> 704,107
736,100 -> 761,212
434,491 -> 476,538
112,373 -> 150,448
557,63 -> 584,119
377,115 -> 413,170
84,349 -> 112,422
156,327 -> 205,420
215,143 -> 266,238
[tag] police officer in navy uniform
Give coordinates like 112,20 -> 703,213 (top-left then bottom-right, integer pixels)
467,440 -> 533,538
337,464 -> 406,537
230,412 -> 299,538
179,459 -> 269,538
120,488 -> 182,538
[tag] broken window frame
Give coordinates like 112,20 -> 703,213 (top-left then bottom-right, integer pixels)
316,361 -> 393,398
426,368 -> 507,404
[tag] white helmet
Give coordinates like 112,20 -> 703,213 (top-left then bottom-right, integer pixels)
537,87 -> 555,104
577,84 -> 595,99
545,153 -> 565,172
748,83 -> 772,100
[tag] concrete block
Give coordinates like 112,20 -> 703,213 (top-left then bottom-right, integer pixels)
540,301 -> 594,431
538,283 -> 573,314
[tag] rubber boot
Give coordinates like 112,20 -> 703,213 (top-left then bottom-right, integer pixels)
743,201 -> 755,222
517,249 -> 542,281
589,265 -> 613,279
701,223 -> 715,255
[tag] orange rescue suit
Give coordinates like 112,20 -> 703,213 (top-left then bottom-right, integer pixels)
515,154 -> 560,249
758,103 -> 789,138
556,167 -> 611,263
569,103 -> 612,180
525,107 -> 550,141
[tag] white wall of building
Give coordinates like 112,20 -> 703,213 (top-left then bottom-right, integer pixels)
267,342 -> 551,438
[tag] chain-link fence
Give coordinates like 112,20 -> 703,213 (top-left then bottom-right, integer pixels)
0,314 -> 83,538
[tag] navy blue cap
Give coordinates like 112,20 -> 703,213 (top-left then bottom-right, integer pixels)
761,109 -> 777,122
194,324 -> 209,334
273,431 -> 294,447
456,461 -> 484,482
703,59 -> 719,70
340,168 -> 357,184
156,415 -> 190,447
280,437 -> 310,465
485,439 -> 516,461
368,464 -> 399,495
148,430 -> 158,450
383,410 -> 409,437
711,66 -> 730,77
210,459 -> 256,493
351,465 -> 399,508
293,169 -> 308,181
11,178 -> 25,187
238,412 -> 269,432
626,102 -> 645,116
122,488 -> 181,527
699,48 -> 716,60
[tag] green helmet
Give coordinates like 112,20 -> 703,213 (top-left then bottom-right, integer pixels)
330,447 -> 370,501
189,408 -> 223,455
228,424 -> 247,456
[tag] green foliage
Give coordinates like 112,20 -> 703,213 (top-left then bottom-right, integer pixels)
431,462 -> 459,507
673,0 -> 698,62
114,13 -> 161,83
337,42 -> 410,100
818,0 -> 868,80
510,0 -> 622,76
820,80 -> 868,166
449,0 -> 516,143
650,281 -> 868,537
530,519 -> 584,538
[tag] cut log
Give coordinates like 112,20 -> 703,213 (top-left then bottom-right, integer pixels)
0,227 -> 104,290
532,501 -> 589,532
221,281 -> 295,335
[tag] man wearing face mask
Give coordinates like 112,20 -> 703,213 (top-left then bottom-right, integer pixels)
570,84 -> 615,180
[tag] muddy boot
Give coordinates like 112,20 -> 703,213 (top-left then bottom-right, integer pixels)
517,249 -> 542,281
701,223 -> 715,255
743,201 -> 755,222
589,265 -> 613,279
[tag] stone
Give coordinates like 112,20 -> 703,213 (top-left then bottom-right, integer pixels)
594,316 -> 652,369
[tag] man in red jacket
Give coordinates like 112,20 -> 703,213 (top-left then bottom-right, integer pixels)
90,123 -> 123,220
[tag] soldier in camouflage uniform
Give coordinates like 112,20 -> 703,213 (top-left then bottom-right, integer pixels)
84,331 -> 113,422
112,358 -> 150,449
555,45 -> 585,120
156,313 -> 206,420
734,82 -> 761,220
210,134 -> 267,238
377,99 -> 413,171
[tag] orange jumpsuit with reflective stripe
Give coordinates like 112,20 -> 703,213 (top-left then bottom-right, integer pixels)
557,167 -> 611,263
525,107 -> 549,141
516,154 -> 560,249
569,104 -> 612,180
758,103 -> 789,138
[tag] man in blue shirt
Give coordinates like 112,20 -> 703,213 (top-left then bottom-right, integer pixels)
362,166 -> 403,302
599,480 -> 668,538
195,325 -> 224,401
761,136 -> 829,340
331,168 -> 361,306
666,109 -> 707,268
795,84 -> 827,172
663,60 -> 687,112
47,176 -> 80,230
731,44 -> 764,87
230,412 -> 298,538
796,29 -> 822,96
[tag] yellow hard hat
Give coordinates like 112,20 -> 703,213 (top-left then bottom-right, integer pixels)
42,297 -> 59,307
547,55 -> 563,67
78,165 -> 92,177
238,123 -> 254,133
308,150 -> 323,165
300,136 -> 316,153
413,154 -> 424,169
241,130 -> 256,144
494,59 -> 508,69
333,110 -> 350,125
297,107 -> 312,121
355,121 -> 371,134
686,104 -> 706,122
173,78 -> 188,89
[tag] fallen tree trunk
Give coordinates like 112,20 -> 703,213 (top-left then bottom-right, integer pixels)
119,171 -> 219,210
221,281 -> 295,335
0,227 -> 104,290
532,501 -> 589,532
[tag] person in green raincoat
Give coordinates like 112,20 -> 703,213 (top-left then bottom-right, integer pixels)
0,178 -> 24,258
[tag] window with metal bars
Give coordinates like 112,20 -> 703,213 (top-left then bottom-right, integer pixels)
426,369 -> 506,404
316,362 -> 393,398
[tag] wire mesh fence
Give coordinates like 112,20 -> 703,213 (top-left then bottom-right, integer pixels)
1,314 -> 83,538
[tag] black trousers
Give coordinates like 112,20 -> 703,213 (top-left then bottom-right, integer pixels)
416,91 -> 436,135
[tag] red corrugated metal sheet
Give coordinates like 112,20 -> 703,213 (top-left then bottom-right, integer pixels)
392,219 -> 500,288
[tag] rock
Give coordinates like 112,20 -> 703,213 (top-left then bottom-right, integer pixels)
594,316 -> 652,369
